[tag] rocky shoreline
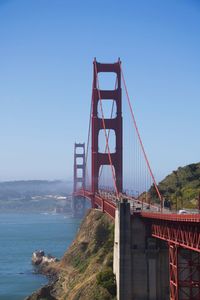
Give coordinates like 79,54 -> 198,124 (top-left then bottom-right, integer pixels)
26,209 -> 116,300
25,252 -> 59,300
32,250 -> 58,266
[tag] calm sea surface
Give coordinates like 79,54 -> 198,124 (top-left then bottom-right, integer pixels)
0,213 -> 81,300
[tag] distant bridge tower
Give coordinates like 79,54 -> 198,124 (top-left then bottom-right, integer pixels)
73,143 -> 86,193
92,59 -> 123,196
73,143 -> 86,216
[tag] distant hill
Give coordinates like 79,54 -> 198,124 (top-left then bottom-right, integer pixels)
0,180 -> 72,200
150,162 -> 200,209
0,180 -> 73,213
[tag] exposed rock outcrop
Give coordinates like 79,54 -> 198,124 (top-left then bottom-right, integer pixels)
32,250 -> 58,266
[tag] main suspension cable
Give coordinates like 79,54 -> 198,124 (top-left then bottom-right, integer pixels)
120,64 -> 163,208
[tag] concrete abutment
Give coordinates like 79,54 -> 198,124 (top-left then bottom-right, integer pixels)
113,200 -> 169,300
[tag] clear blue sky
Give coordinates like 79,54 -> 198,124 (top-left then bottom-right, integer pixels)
0,0 -> 199,182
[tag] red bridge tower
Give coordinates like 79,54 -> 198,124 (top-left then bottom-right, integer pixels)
73,143 -> 86,215
73,143 -> 86,193
92,59 -> 123,195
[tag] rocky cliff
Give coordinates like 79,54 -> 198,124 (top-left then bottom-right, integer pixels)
26,209 -> 116,300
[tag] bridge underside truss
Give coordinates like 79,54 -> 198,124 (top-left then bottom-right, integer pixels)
141,214 -> 200,300
151,221 -> 200,253
141,213 -> 200,252
169,243 -> 200,300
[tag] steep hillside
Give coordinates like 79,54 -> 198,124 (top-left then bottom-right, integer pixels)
26,209 -> 116,300
150,162 -> 200,209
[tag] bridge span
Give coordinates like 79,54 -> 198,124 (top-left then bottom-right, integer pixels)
72,59 -> 200,300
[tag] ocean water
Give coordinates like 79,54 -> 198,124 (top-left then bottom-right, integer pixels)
0,213 -> 81,300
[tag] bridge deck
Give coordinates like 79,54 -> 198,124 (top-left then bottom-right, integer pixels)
74,189 -> 200,252
141,211 -> 200,222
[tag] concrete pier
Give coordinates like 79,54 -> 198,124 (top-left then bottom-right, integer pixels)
114,200 -> 132,300
114,200 -> 169,300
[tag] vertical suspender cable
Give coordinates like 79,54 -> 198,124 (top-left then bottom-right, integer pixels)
120,65 -> 163,210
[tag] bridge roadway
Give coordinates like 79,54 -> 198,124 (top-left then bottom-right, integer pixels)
74,189 -> 200,253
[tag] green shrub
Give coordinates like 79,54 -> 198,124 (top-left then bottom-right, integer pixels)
96,268 -> 116,296
94,223 -> 109,246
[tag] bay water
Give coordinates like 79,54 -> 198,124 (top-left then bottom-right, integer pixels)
0,213 -> 81,300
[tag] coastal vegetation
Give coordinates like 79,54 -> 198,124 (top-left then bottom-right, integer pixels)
150,162 -> 200,209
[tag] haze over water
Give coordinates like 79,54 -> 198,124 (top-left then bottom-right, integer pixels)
0,212 -> 81,300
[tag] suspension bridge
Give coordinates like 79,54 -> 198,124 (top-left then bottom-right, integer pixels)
72,59 -> 200,300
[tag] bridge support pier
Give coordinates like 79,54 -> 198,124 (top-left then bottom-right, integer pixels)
131,217 -> 169,299
147,238 -> 158,300
114,200 -> 132,300
114,201 -> 169,300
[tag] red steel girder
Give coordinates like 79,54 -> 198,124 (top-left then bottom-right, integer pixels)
73,189 -> 116,219
169,244 -> 200,300
169,243 -> 179,300
150,220 -> 200,252
141,212 -> 200,223
141,212 -> 200,252
178,249 -> 200,300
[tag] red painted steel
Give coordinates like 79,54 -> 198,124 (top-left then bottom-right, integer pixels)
73,143 -> 86,193
141,213 -> 200,252
92,59 -> 123,194
141,212 -> 200,222
169,243 -> 179,300
169,244 -> 200,300
178,249 -> 200,300
73,143 -> 86,215
74,189 -> 116,219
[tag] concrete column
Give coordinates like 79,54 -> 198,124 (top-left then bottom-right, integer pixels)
131,217 -> 169,300
114,207 -> 170,300
157,244 -> 169,300
147,238 -> 158,300
113,206 -> 119,297
113,200 -> 132,300
131,215 -> 148,299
